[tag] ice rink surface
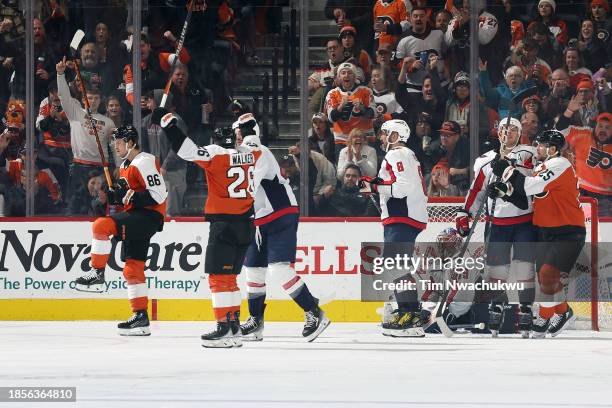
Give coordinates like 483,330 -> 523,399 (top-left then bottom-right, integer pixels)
1,322 -> 612,408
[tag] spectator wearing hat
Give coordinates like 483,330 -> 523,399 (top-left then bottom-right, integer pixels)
318,164 -> 378,217
142,89 -> 188,216
590,0 -> 611,44
556,111 -> 611,216
336,128 -> 377,181
520,111 -> 541,145
577,18 -> 609,73
372,0 -> 409,49
427,120 -> 470,193
505,38 -> 553,84
309,112 -> 336,163
324,0 -> 373,53
565,78 -> 601,126
427,162 -> 461,197
308,38 -> 364,117
521,95 -> 549,126
479,62 -> 537,119
325,62 -> 375,146
529,0 -> 569,48
339,25 -> 372,79
0,100 -> 25,163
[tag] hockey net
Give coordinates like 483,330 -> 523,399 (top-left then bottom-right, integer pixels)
421,197 -> 611,331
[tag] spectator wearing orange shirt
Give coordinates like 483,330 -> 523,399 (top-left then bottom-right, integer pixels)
557,109 -> 611,216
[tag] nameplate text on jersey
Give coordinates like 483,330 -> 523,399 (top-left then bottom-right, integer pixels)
231,152 -> 255,166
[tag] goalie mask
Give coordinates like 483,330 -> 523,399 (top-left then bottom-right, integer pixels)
381,119 -> 410,151
436,227 -> 463,259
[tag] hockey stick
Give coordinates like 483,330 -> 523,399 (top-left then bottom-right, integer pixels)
160,2 -> 194,108
69,30 -> 113,188
449,322 -> 486,330
434,197 -> 488,337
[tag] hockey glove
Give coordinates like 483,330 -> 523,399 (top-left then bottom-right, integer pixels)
491,157 -> 511,178
487,181 -> 511,199
151,107 -> 178,129
108,178 -> 130,206
359,176 -> 383,193
455,209 -> 470,237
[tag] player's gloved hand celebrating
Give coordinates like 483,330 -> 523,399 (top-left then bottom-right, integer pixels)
358,176 -> 383,193
108,178 -> 131,206
151,107 -> 177,128
454,209 -> 470,237
491,157 -> 511,178
486,181 -> 511,198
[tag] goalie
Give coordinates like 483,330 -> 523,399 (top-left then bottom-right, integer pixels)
381,228 -> 486,337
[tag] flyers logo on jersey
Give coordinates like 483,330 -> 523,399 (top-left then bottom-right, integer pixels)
586,147 -> 611,170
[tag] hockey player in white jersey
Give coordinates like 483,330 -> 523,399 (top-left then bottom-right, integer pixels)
455,118 -> 537,337
360,119 -> 428,335
235,113 -> 331,342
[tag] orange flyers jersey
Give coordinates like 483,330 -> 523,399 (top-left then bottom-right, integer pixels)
563,126 -> 611,195
176,138 -> 262,218
325,85 -> 375,143
522,157 -> 585,228
119,152 -> 167,216
373,0 -> 408,46
7,159 -> 61,203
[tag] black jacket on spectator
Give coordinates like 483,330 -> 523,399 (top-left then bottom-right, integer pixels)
395,71 -> 446,134
324,0 -> 373,54
309,128 -> 336,164
319,183 -> 378,217
581,39 -> 608,73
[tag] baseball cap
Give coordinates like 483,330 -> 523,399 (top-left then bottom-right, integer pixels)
576,78 -> 594,91
591,0 -> 609,11
596,112 -> 612,123
438,121 -> 461,134
339,25 -> 357,38
522,95 -> 542,108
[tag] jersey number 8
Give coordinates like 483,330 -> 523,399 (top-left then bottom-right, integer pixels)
227,166 -> 255,198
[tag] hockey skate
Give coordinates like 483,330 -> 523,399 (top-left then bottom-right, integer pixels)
382,310 -> 425,337
74,269 -> 105,293
303,305 -> 330,342
240,315 -> 264,341
548,306 -> 575,337
518,305 -> 533,339
230,312 -> 243,347
201,314 -> 235,348
531,315 -> 550,339
118,310 -> 151,336
488,304 -> 505,338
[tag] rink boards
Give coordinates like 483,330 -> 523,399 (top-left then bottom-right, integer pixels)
0,218 -> 610,321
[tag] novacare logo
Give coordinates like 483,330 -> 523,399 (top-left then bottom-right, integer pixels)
0,230 -> 203,273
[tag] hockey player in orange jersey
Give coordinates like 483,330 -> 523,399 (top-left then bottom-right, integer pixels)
488,130 -> 586,338
152,108 -> 261,348
73,125 -> 167,336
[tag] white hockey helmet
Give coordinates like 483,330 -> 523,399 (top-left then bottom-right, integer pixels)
497,117 -> 522,150
237,113 -> 260,138
381,119 -> 410,151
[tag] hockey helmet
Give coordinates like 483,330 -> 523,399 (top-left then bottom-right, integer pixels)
436,227 -> 463,258
112,125 -> 139,146
535,129 -> 565,152
381,119 -> 410,151
214,126 -> 236,148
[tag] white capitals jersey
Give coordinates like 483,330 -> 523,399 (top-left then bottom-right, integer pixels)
242,135 -> 299,226
463,146 -> 537,225
376,146 -> 428,230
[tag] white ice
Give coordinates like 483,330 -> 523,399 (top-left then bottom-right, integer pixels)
1,322 -> 612,408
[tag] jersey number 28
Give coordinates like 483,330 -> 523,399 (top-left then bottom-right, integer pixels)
227,166 -> 255,198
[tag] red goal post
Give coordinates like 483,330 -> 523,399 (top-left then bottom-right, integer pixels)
424,197 -> 609,331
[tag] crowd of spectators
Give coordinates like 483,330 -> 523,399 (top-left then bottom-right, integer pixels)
0,0 -> 610,219
0,0 -> 284,217
299,0 -> 610,216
